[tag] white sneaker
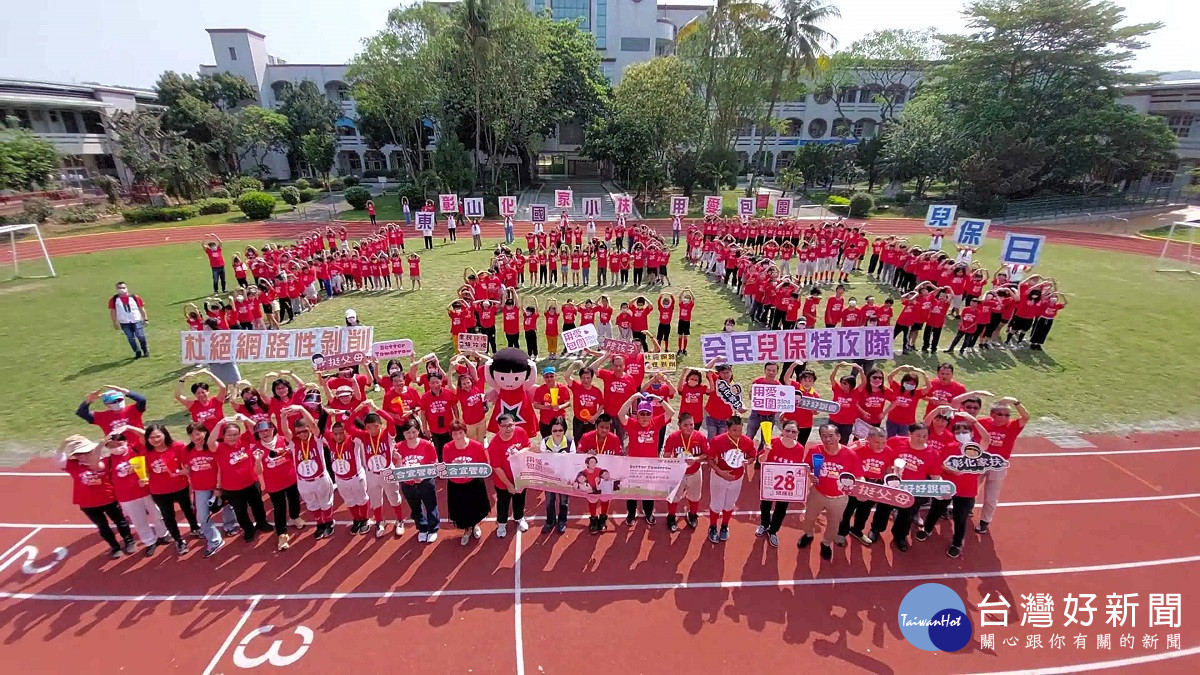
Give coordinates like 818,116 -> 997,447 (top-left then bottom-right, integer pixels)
375,522 -> 386,539
461,532 -> 471,546
755,525 -> 766,537
418,532 -> 428,543
473,525 -> 482,539
394,521 -> 404,537
426,532 -> 438,543
516,518 -> 529,532
497,523 -> 508,538
289,517 -> 306,529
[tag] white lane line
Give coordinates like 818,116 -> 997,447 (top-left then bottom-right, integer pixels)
0,528 -> 40,565
963,645 -> 1200,674
3,492 -> 1198,530
202,595 -> 261,675
2,554 -> 1198,604
2,445 -> 1196,477
514,528 -> 525,675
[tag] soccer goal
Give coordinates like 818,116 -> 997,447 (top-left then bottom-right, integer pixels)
1156,217 -> 1200,278
0,223 -> 57,280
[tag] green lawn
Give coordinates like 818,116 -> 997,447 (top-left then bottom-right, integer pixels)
1,236 -> 1198,464
45,200 -> 295,238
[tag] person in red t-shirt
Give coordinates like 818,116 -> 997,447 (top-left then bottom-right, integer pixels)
143,424 -> 200,555
800,424 -> 862,559
655,292 -> 675,346
705,415 -> 756,543
914,411 -> 992,558
394,419 -> 442,542
420,372 -> 461,459
59,434 -> 135,557
593,353 -> 640,441
756,419 -> 808,547
836,425 -> 891,543
175,369 -> 228,432
487,414 -> 533,537
281,406 -> 337,540
203,234 -> 227,293
862,424 -> 936,551
975,396 -> 1029,533
533,366 -> 572,437
676,289 -> 696,354
921,289 -> 952,353
250,420 -> 302,551
567,366 -> 604,442
618,395 -> 676,525
1029,291 -> 1068,350
945,297 -> 981,354
882,365 -> 929,438
663,412 -> 709,532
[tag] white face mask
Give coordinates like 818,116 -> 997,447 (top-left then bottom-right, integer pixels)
955,432 -> 972,444
848,301 -> 857,307
902,383 -> 916,392
105,402 -> 124,411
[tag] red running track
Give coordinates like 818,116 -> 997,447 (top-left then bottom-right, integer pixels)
3,216 -> 1192,263
1,430 -> 1198,673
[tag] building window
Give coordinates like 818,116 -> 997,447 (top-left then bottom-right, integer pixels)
784,117 -> 803,136
807,118 -> 827,138
655,38 -> 673,56
621,37 -> 651,52
1164,113 -> 1194,138
853,118 -> 877,139
552,0 -> 591,31
738,118 -> 755,137
601,62 -> 616,83
831,118 -> 852,137
596,0 -> 607,49
63,111 -> 79,134
229,46 -> 237,61
559,120 -> 585,145
838,87 -> 858,103
812,87 -> 833,105
81,110 -> 105,134
49,111 -> 60,123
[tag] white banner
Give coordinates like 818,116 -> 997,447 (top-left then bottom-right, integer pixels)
613,194 -> 633,217
750,383 -> 796,413
530,204 -> 548,223
737,197 -> 755,217
371,339 -> 415,359
953,217 -> 990,248
562,324 -> 599,353
669,195 -> 689,217
181,327 -> 374,365
644,352 -> 677,373
700,327 -> 895,364
704,195 -> 722,216
554,189 -> 574,209
499,195 -> 517,217
582,197 -> 602,218
773,197 -> 793,218
463,197 -> 485,218
439,193 -> 459,213
457,333 -> 489,352
924,204 -> 957,229
759,462 -> 810,502
415,211 -> 434,231
509,450 -> 687,502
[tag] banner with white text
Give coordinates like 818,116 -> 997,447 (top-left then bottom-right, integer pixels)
699,326 -> 894,364
181,326 -> 374,364
509,450 -> 687,502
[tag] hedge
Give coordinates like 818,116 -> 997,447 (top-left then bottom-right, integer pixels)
228,176 -> 263,197
327,177 -> 345,191
343,175 -> 360,187
121,205 -> 200,223
848,192 -> 875,217
197,198 -> 232,215
298,188 -> 318,203
294,178 -> 310,190
209,187 -> 231,199
235,191 -> 277,219
281,186 -> 301,206
343,186 -> 371,210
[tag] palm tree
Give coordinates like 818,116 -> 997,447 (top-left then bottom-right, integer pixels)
747,0 -> 839,192
458,0 -> 516,180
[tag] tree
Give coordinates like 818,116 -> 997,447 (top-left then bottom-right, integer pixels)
881,93 -> 959,198
236,107 -> 290,176
789,142 -> 839,191
348,3 -> 450,179
279,81 -> 340,165
154,71 -> 257,175
104,109 -> 213,200
610,57 -> 701,172
747,0 -> 839,191
301,131 -> 336,188
432,133 -> 473,194
855,135 -> 887,192
918,0 -> 1170,203
823,29 -> 938,125
0,117 -> 59,190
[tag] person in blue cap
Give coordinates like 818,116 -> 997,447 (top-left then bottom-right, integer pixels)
77,386 -> 148,438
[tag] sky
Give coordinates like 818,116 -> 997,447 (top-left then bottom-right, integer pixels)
1,0 -> 1196,89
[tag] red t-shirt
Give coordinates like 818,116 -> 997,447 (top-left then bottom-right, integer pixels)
205,245 -> 225,268
851,441 -> 895,481
803,444 -> 862,498
90,403 -> 145,437
939,444 -> 980,498
215,438 -> 259,491
886,383 -> 924,425
828,384 -> 860,425
629,305 -> 651,332
706,432 -> 755,480
183,445 -> 220,491
256,439 -> 298,493
978,416 -> 1026,459
457,383 -> 487,425
293,436 -> 327,482
188,398 -> 226,431
420,389 -> 459,433
762,438 -> 806,464
663,429 -> 709,475
884,436 -> 937,479
66,459 -> 117,508
569,382 -> 603,421
624,413 -> 667,457
533,383 -> 571,424
924,379 -> 967,417
487,428 -> 530,488
598,369 -> 638,416
394,439 -> 439,485
146,442 -> 191,495
678,382 -> 708,422
326,435 -> 363,480
107,447 -> 150,502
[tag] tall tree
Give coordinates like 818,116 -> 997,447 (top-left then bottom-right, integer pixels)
103,109 -> 213,199
0,117 -> 59,190
236,107 -> 291,176
817,29 -> 937,126
154,71 -> 257,175
301,131 -> 336,188
747,0 -> 839,190
279,81 -> 340,169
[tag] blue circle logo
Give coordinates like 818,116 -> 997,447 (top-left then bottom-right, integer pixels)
898,583 -> 973,652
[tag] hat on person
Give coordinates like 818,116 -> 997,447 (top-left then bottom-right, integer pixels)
542,366 -> 556,375
636,401 -> 654,414
100,391 -> 124,404
345,309 -> 357,320
335,385 -> 354,396
254,420 -> 273,433
64,435 -> 98,456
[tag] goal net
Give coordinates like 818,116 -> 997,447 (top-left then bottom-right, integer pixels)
1156,215 -> 1200,278
0,223 -> 57,280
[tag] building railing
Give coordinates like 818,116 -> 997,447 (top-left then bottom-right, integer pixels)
995,186 -> 1184,224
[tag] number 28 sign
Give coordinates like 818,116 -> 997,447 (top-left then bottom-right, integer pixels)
759,462 -> 810,502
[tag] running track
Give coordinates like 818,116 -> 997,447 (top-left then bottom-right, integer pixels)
3,217 -> 1193,263
1,430 -> 1198,673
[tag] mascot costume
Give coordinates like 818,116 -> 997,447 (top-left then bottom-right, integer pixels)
485,347 -> 539,437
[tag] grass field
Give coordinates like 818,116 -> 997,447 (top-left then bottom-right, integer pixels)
1,235 -> 1199,462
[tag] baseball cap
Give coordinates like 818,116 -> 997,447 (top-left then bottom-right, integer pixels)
254,420 -> 273,433
100,391 -> 124,404
345,309 -> 357,320
636,401 -> 654,414
542,366 -> 556,375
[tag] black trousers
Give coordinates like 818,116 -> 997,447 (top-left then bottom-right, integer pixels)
278,298 -> 296,323
224,483 -> 270,533
597,268 -> 607,285
269,484 -> 301,534
620,269 -> 629,284
947,329 -> 973,351
922,325 -> 943,352
81,502 -> 133,550
868,253 -> 879,274
495,488 -> 527,523
1030,317 -> 1055,346
871,502 -> 917,541
506,332 -> 520,349
211,266 -> 227,293
482,326 -> 497,353
632,331 -> 649,352
524,329 -> 538,357
626,499 -> 654,518
431,431 -> 452,461
923,496 -> 975,547
448,228 -> 457,241
151,488 -> 198,543
838,495 -> 877,537
760,500 -> 789,534
423,235 -> 433,249
633,267 -> 643,285
572,418 -> 595,444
